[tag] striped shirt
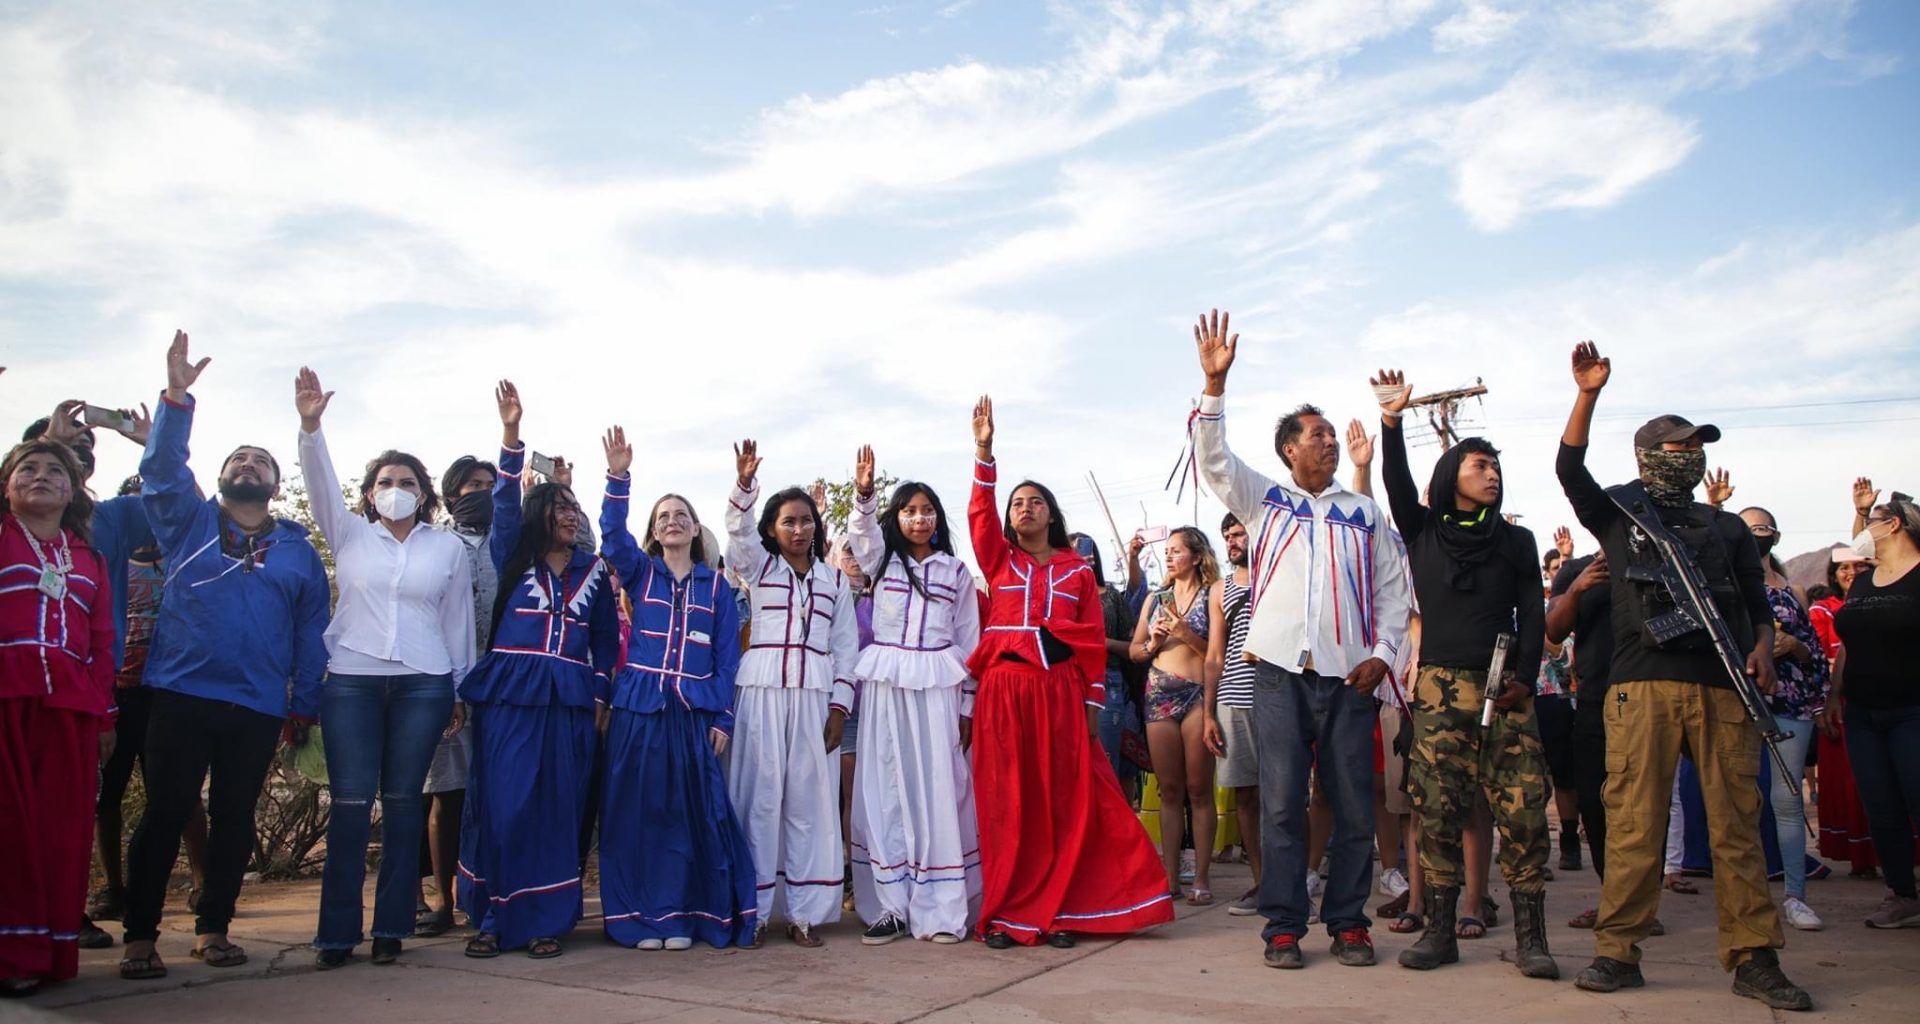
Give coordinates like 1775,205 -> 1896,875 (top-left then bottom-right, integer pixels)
1218,574 -> 1256,708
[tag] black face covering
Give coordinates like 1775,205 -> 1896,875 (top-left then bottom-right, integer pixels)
1427,438 -> 1508,592
219,479 -> 274,504
1752,532 -> 1778,558
450,490 -> 494,531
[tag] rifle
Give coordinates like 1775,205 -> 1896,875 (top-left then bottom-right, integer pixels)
1480,632 -> 1514,727
1607,482 -> 1810,834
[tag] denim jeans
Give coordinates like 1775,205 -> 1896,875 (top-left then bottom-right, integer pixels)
1846,704 -> 1920,900
1096,670 -> 1139,788
315,672 -> 454,949
1767,716 -> 1816,898
1251,662 -> 1376,939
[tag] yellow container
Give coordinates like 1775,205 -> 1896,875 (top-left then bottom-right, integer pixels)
1138,775 -> 1238,854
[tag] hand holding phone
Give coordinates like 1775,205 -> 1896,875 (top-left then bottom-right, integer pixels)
83,404 -> 135,434
529,451 -> 557,479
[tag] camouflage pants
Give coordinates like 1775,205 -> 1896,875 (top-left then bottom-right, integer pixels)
1409,665 -> 1551,894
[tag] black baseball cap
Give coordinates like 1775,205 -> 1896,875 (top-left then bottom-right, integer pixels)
1633,414 -> 1721,449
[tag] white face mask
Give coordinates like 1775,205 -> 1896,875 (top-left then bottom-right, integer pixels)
374,487 -> 420,522
1849,524 -> 1878,561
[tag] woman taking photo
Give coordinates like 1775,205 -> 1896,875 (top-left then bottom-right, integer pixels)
724,440 -> 861,948
596,426 -> 756,951
295,368 -> 474,968
1130,526 -> 1226,904
967,396 -> 1173,948
0,440 -> 113,997
454,383 -> 617,960
844,446 -> 983,944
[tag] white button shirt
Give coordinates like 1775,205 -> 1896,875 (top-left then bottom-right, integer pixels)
724,481 -> 860,701
1192,393 -> 1411,679
297,427 -> 474,685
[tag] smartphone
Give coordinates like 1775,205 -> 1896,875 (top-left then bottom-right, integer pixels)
1136,525 -> 1170,545
529,452 -> 557,478
82,404 -> 134,433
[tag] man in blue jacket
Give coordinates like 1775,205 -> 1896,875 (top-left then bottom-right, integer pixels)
118,331 -> 330,980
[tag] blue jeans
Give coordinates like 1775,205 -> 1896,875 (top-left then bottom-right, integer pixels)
315,672 -> 454,949
1251,662 -> 1376,939
1846,704 -> 1920,899
1096,670 -> 1139,788
1767,716 -> 1815,898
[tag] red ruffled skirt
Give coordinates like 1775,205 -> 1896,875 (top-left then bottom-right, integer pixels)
971,658 -> 1173,944
0,698 -> 98,983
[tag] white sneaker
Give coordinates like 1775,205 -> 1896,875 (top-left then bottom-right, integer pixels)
1305,870 -> 1326,903
1179,849 -> 1197,884
663,936 -> 693,950
1780,896 -> 1823,931
636,938 -> 665,951
1378,867 -> 1410,899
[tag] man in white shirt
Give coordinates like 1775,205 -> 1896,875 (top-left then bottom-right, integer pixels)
1188,310 -> 1413,970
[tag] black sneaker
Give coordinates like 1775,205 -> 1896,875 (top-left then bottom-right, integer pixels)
370,938 -> 402,965
1046,931 -> 1076,949
77,915 -> 114,950
861,915 -> 908,946
1263,934 -> 1303,969
314,948 -> 351,970
1732,948 -> 1812,1011
1574,956 -> 1645,992
1329,927 -> 1375,967
984,930 -> 1015,949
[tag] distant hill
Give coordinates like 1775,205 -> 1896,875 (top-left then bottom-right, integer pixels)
1783,545 -> 1844,595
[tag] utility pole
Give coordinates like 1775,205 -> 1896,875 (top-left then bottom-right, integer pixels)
1407,379 -> 1489,449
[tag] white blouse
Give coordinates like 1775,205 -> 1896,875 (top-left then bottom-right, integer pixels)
724,481 -> 860,704
846,490 -> 980,713
297,427 -> 474,685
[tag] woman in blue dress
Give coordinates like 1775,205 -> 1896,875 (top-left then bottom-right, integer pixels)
596,426 -> 757,950
456,382 -> 619,960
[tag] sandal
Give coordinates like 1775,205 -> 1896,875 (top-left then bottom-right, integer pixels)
414,909 -> 454,938
1455,916 -> 1487,939
1186,887 -> 1214,907
1566,907 -> 1598,929
741,923 -> 766,949
119,951 -> 168,980
1389,911 -> 1424,934
464,933 -> 501,959
527,937 -> 562,959
190,941 -> 248,968
786,923 -> 824,948
1663,873 -> 1699,895
1375,891 -> 1410,918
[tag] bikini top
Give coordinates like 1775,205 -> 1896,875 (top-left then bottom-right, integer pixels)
1157,586 -> 1210,641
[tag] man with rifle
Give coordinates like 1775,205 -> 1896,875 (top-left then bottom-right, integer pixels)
1555,342 -> 1810,1011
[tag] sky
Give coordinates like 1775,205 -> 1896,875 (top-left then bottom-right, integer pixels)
3,0 -> 1917,578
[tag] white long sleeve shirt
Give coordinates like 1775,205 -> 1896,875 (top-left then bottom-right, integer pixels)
845,490 -> 982,714
297,427 -> 474,685
725,481 -> 860,703
1191,393 -> 1411,679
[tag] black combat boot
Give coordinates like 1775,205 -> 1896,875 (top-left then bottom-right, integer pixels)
1397,885 -> 1459,970
1510,890 -> 1560,979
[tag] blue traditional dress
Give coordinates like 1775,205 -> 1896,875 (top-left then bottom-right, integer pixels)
597,472 -> 756,947
455,443 -> 618,948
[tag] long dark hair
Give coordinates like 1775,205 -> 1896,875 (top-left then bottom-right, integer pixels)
874,481 -> 953,597
0,440 -> 96,545
1003,479 -> 1071,551
489,482 -> 577,639
643,493 -> 708,564
758,486 -> 827,561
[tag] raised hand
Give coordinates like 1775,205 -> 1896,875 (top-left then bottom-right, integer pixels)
1194,309 -> 1238,395
1371,369 -> 1412,417
1553,525 -> 1574,559
1570,341 -> 1610,394
734,439 -> 761,489
46,399 -> 86,444
166,329 -> 210,400
854,444 -> 875,498
603,427 -> 633,477
971,395 -> 995,452
1705,467 -> 1734,508
495,380 -> 522,427
115,403 -> 153,446
293,367 -> 333,431
808,479 -> 827,510
1853,476 -> 1880,516
1345,419 -> 1375,468
551,456 -> 573,489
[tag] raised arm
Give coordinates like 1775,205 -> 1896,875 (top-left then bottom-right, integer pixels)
596,427 -> 641,583
490,440 -> 526,573
1372,369 -> 1427,542
1852,477 -> 1879,537
725,439 -> 764,585
141,331 -> 212,555
848,445 -> 884,577
1190,309 -> 1279,526
1346,419 -> 1375,499
1556,342 -> 1618,533
292,367 -> 351,549
967,397 -> 1010,582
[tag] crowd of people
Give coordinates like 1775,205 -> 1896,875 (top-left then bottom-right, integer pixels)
0,320 -> 1914,1013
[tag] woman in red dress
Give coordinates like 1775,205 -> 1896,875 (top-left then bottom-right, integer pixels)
1810,554 -> 1881,875
966,396 -> 1174,948
0,440 -> 116,997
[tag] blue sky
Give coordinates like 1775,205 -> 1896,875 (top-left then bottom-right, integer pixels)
3,0 -> 1916,575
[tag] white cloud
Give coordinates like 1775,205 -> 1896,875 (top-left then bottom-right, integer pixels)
1432,0 -> 1525,51
1428,72 -> 1698,231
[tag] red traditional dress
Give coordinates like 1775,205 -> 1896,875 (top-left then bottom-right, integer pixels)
966,459 -> 1173,944
0,515 -> 115,984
